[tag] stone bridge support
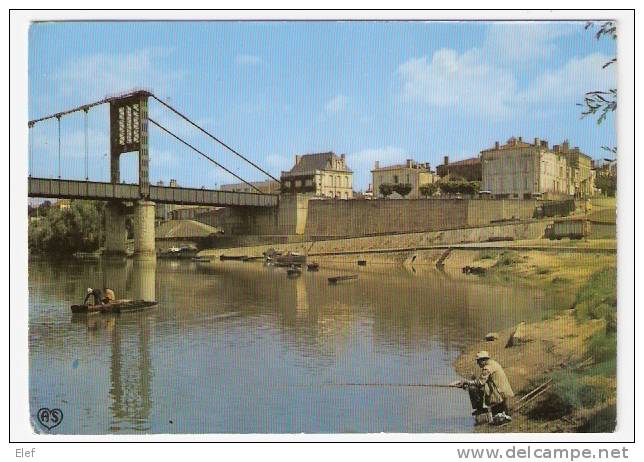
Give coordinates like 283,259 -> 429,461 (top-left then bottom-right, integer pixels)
104,201 -> 128,257
132,201 -> 156,260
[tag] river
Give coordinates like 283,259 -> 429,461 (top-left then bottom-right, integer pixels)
28,256 -> 569,434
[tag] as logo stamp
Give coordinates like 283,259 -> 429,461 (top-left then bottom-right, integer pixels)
37,408 -> 63,430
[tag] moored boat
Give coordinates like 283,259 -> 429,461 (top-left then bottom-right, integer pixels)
220,255 -> 248,261
71,299 -> 158,314
307,262 -> 320,271
328,275 -> 358,284
158,245 -> 199,259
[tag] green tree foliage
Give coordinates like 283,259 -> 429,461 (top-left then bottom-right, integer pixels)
378,183 -> 394,198
392,183 -> 413,198
437,179 -> 481,196
28,200 -> 106,255
419,183 -> 438,198
595,175 -> 617,197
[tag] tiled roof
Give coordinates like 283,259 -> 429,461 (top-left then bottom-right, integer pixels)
285,152 -> 351,174
443,157 -> 480,166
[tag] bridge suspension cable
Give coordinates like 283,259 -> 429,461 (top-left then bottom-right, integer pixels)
28,122 -> 33,177
84,108 -> 89,180
151,95 -> 281,185
56,116 -> 61,179
148,117 -> 263,194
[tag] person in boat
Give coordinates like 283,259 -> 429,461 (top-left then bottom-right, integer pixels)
453,351 -> 514,423
83,287 -> 116,305
83,287 -> 104,306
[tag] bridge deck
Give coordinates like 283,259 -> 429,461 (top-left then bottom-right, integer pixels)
28,177 -> 279,207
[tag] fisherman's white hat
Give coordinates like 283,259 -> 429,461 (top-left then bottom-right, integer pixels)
476,350 -> 490,360
87,287 -> 93,293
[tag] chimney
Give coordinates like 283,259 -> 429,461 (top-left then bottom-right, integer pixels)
541,140 -> 548,149
562,140 -> 569,152
406,159 -> 413,168
375,161 -> 380,169
518,136 -> 523,142
494,141 -> 499,149
341,153 -> 346,161
170,179 -> 177,188
444,156 -> 449,166
534,137 -> 540,147
295,155 -> 301,164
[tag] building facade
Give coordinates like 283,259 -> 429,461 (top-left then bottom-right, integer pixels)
480,137 -> 595,199
220,179 -> 281,194
371,159 -> 436,199
556,141 -> 595,197
436,156 -> 482,181
281,152 -> 353,199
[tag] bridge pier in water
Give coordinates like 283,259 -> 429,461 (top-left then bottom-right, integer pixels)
133,201 -> 156,260
104,202 -> 128,257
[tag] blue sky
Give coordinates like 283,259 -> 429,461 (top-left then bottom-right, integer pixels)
28,21 -> 617,191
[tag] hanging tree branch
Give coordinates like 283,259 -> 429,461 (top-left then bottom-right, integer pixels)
578,21 -> 617,126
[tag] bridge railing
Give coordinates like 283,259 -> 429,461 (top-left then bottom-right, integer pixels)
28,177 -> 279,207
28,177 -> 141,201
149,185 -> 279,207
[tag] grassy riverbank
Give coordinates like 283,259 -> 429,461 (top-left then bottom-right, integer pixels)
454,265 -> 617,433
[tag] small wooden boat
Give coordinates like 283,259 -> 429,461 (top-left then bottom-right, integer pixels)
242,256 -> 264,262
275,251 -> 306,266
192,256 -> 211,262
307,262 -> 320,271
71,299 -> 157,315
158,245 -> 199,259
220,255 -> 247,261
287,267 -> 302,277
328,275 -> 358,284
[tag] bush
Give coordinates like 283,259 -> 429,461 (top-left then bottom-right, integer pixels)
574,267 -> 617,322
478,250 -> 497,260
587,331 -> 617,365
493,251 -> 521,267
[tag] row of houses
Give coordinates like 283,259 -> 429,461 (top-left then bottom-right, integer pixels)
158,137 -> 601,221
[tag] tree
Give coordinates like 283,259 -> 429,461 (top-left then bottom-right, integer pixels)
393,183 -> 413,198
579,22 -> 616,126
379,183 -> 394,199
419,183 -> 438,198
595,174 -> 617,197
28,200 -> 106,255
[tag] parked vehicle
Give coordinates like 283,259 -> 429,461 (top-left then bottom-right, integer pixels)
544,219 -> 591,240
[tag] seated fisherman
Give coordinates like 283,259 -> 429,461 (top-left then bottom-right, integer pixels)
453,351 -> 514,423
83,287 -> 105,306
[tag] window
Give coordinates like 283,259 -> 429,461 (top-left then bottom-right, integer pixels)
295,180 -> 302,188
393,175 -> 399,184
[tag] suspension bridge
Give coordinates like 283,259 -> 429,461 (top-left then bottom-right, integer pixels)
28,90 -> 281,258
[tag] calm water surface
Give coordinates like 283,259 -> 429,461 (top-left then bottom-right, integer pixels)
29,257 -> 569,434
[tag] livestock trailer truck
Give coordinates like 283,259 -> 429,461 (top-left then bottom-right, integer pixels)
544,219 -> 591,240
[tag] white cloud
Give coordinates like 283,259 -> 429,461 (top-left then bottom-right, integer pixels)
398,50 -> 516,118
517,53 -> 616,103
396,23 -> 614,119
236,54 -> 263,66
483,22 -> 577,64
53,47 -> 184,101
325,94 -> 347,114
